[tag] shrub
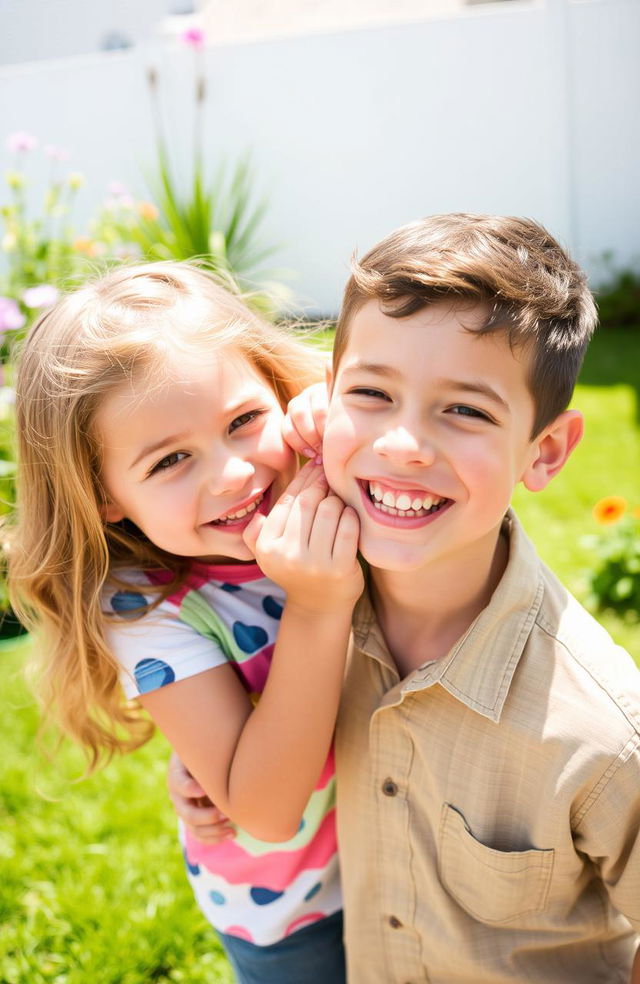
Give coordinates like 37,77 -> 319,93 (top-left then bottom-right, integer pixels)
582,497 -> 640,618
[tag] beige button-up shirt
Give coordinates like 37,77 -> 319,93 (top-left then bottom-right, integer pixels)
336,511 -> 640,983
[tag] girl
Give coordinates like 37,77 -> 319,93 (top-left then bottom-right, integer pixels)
10,262 -> 362,984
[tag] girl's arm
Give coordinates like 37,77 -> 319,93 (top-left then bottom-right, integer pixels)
140,462 -> 362,842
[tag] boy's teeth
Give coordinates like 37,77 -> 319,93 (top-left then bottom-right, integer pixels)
368,481 -> 443,515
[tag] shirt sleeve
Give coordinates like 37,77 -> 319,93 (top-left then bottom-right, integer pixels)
574,733 -> 640,930
104,588 -> 228,700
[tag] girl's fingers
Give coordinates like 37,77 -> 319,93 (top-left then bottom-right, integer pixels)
306,494 -> 350,559
283,383 -> 328,457
185,821 -> 236,844
242,510 -> 266,556
167,753 -> 206,798
330,506 -> 361,569
281,414 -> 318,459
260,462 -> 327,541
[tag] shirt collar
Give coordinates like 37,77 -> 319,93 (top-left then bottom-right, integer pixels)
352,510 -> 545,723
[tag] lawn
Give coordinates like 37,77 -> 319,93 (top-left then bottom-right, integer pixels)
0,328 -> 638,983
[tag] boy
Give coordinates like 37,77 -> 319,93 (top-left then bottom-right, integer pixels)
171,214 -> 640,982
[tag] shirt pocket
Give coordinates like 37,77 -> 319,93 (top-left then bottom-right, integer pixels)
439,803 -> 554,925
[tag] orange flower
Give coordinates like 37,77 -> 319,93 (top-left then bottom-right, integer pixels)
138,201 -> 159,221
593,496 -> 627,525
72,236 -> 96,256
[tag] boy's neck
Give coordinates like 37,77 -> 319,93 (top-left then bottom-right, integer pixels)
368,525 -> 509,679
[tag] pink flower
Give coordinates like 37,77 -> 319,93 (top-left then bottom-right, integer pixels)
0,296 -> 26,332
108,180 -> 129,197
6,131 -> 38,153
22,284 -> 59,310
44,144 -> 70,162
181,27 -> 205,49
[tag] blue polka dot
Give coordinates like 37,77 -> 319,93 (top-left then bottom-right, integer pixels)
233,621 -> 268,653
110,590 -> 147,618
184,853 -> 200,876
298,817 -> 306,833
220,582 -> 241,593
209,890 -> 226,905
250,886 -> 284,905
304,882 -> 322,902
262,595 -> 283,620
134,658 -> 175,693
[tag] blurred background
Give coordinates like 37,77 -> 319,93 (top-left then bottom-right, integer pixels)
1,0 -> 638,314
1,3 -> 638,982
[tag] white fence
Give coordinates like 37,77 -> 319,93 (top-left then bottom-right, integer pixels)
1,0 -> 638,312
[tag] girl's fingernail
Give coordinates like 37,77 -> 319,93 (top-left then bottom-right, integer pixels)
314,453 -> 323,465
303,447 -> 316,458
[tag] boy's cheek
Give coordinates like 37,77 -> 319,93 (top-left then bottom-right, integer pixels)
321,419 -> 354,492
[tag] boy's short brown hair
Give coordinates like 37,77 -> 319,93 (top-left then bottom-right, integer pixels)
334,214 -> 597,436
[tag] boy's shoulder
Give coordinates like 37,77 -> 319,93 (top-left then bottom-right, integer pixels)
508,512 -> 640,737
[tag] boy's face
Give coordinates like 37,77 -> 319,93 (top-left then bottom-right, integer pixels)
323,299 -> 564,574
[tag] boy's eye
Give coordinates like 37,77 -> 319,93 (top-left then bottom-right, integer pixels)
447,405 -> 492,421
349,387 -> 392,402
229,409 -> 265,433
149,451 -> 189,475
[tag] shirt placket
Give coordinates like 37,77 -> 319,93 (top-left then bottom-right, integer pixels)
372,694 -> 429,984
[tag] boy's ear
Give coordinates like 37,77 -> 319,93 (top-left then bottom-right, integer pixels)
521,409 -> 583,493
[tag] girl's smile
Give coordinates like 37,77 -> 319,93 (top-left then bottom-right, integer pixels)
97,352 -> 296,563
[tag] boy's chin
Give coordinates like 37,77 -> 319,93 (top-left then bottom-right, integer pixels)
358,537 -> 430,574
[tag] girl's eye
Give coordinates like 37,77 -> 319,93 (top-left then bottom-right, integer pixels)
149,451 -> 189,476
229,409 -> 265,433
448,405 -> 491,421
349,387 -> 392,402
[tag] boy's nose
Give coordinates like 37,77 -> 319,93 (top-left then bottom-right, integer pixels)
373,426 -> 436,465
206,455 -> 255,496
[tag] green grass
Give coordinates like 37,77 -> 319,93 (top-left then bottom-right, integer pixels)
513,328 -> 640,654
0,636 -> 234,984
1,329 -> 638,983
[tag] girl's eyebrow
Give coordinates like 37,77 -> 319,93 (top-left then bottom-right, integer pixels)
130,433 -> 189,469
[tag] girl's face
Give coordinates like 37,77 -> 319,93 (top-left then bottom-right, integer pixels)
96,350 -> 296,564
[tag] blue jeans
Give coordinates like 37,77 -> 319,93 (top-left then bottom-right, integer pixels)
218,909 -> 346,984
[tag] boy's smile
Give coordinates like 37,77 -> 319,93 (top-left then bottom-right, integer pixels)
323,299 -> 548,579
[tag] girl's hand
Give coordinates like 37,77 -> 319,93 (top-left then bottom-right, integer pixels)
243,461 -> 363,615
282,382 -> 329,458
167,751 -> 235,843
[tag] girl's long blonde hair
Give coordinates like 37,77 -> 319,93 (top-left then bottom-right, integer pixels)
9,261 -> 324,769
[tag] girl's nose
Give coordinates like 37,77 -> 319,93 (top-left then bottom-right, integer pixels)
207,455 -> 256,496
372,426 -> 436,466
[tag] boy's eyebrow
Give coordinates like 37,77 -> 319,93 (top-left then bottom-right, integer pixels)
341,363 -> 509,410
439,378 -> 510,410
341,362 -> 401,379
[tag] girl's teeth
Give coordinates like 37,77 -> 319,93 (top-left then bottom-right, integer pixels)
411,497 -> 423,510
217,494 -> 263,524
396,494 -> 412,511
382,491 -> 395,507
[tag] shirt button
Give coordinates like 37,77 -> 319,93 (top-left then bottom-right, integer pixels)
389,915 -> 403,928
382,778 -> 398,796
